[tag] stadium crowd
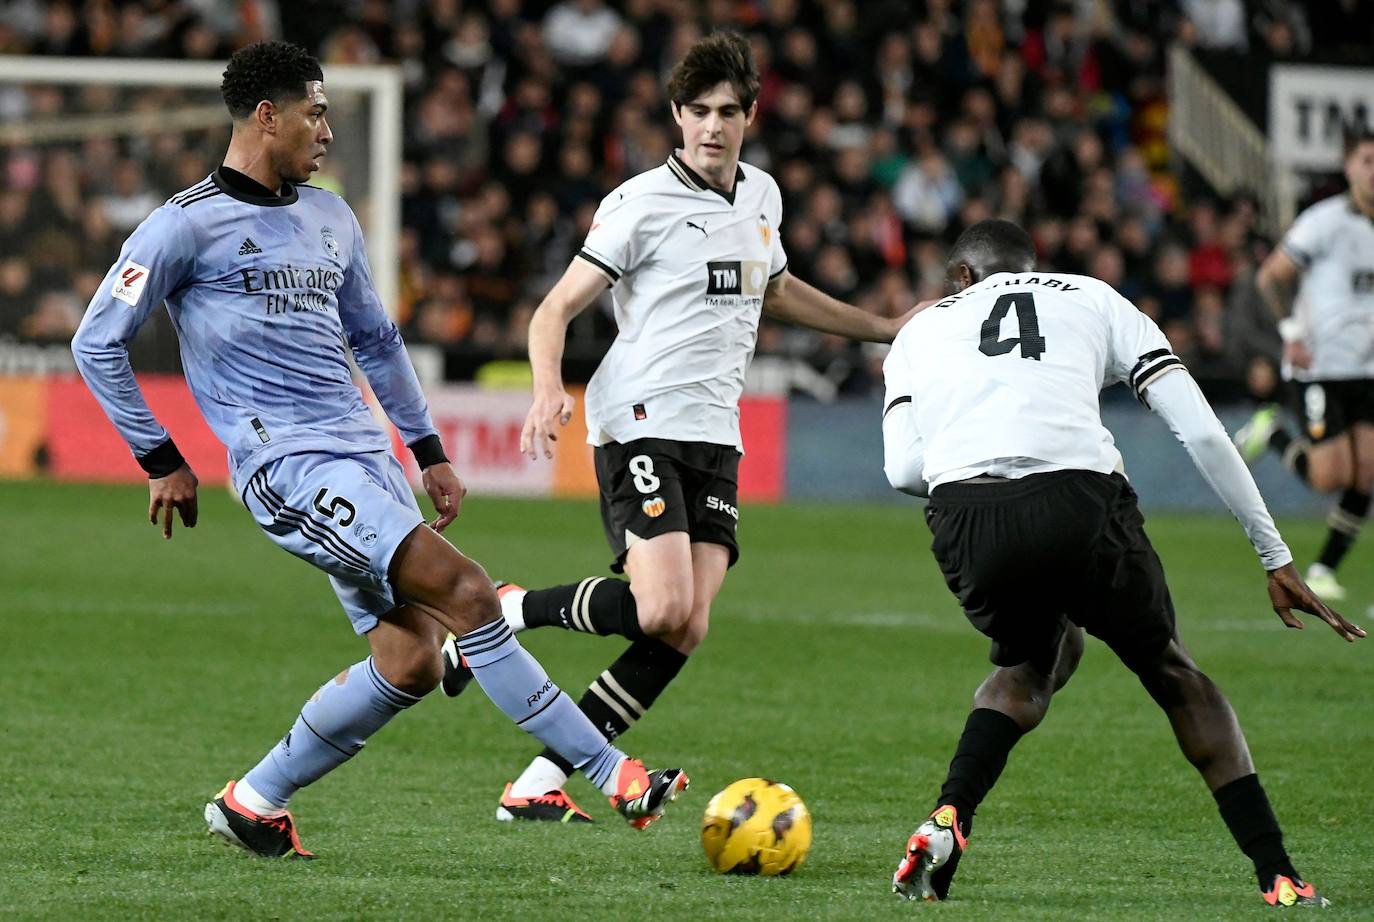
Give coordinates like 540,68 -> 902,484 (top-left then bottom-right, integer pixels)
2,0 -> 1371,398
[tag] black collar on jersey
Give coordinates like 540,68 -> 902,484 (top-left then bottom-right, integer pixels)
667,152 -> 745,205
212,166 -> 299,207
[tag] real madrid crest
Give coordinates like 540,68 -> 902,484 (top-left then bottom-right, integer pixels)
758,213 -> 771,247
321,225 -> 340,259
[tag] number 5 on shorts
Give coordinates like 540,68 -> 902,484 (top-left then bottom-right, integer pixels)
629,454 -> 660,493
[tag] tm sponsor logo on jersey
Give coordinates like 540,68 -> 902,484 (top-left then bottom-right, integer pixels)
705,259 -> 768,304
241,264 -> 344,315
111,259 -> 151,306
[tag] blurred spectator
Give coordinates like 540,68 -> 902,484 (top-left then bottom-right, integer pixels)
542,0 -> 622,68
893,150 -> 963,234
1180,0 -> 1249,51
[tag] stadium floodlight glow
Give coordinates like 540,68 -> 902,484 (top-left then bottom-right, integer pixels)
0,55 -> 403,317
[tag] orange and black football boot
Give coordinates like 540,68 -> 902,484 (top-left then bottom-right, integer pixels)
204,780 -> 314,859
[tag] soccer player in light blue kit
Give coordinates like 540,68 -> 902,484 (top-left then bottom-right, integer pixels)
71,41 -> 687,858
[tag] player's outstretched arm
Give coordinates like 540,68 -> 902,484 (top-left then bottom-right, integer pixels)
1143,370 -> 1364,642
521,259 -> 608,459
1267,563 -> 1366,642
763,270 -> 908,342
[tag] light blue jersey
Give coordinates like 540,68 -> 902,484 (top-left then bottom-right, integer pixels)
72,170 -> 436,491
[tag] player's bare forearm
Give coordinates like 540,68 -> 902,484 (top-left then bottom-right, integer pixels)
764,271 -> 897,342
528,259 -> 609,390
1255,251 -> 1300,322
522,260 -> 608,458
1256,274 -> 1295,322
526,302 -> 572,392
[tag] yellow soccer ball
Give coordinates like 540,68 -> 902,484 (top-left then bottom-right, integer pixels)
701,778 -> 812,876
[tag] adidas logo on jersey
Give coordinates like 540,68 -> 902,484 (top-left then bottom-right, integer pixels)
238,237 -> 263,256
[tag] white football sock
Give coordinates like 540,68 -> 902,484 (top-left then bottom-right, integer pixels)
509,755 -> 571,799
233,776 -> 287,818
499,587 -> 528,632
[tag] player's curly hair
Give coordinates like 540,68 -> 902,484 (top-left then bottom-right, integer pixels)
666,31 -> 759,112
220,41 -> 324,120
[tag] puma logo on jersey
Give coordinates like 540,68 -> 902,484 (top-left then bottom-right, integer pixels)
686,220 -> 709,237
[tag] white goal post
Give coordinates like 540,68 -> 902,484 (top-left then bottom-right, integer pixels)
0,55 -> 404,316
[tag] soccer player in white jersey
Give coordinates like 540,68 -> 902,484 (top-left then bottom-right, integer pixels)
70,41 -> 687,858
882,219 -> 1363,907
439,31 -> 915,822
1234,130 -> 1374,600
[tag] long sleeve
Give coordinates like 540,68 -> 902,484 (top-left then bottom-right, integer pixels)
1143,370 -> 1292,570
71,204 -> 195,475
882,397 -> 928,497
335,210 -> 438,452
881,331 -> 928,497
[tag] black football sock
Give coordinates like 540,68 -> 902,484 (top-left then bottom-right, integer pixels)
521,577 -> 647,639
1213,773 -> 1299,888
1269,429 -> 1312,482
920,708 -> 1023,900
1316,488 -> 1370,569
538,639 -> 690,776
934,708 -> 1025,835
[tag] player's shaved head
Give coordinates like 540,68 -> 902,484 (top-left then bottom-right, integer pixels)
946,219 -> 1037,290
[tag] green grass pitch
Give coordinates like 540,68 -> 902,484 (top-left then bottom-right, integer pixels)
1,480 -> 1370,920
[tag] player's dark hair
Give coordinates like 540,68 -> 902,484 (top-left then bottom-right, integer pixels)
947,219 -> 1037,283
220,41 -> 324,121
1344,127 -> 1374,159
666,31 -> 759,111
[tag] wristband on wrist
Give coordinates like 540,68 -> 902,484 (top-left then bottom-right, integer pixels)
138,438 -> 186,478
1277,317 -> 1305,344
409,433 -> 449,469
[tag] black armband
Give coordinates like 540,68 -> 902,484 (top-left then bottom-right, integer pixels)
409,433 -> 449,469
138,438 -> 186,478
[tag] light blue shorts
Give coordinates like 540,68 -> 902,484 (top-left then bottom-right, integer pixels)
242,451 -> 425,634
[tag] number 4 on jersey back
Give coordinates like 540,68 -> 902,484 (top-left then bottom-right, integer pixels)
980,292 -> 1046,361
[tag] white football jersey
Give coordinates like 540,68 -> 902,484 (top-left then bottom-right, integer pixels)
883,271 -> 1182,490
577,152 -> 788,450
1280,194 -> 1374,381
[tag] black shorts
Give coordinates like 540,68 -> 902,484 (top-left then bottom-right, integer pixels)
595,438 -> 742,573
925,470 -> 1175,673
1291,379 -> 1374,443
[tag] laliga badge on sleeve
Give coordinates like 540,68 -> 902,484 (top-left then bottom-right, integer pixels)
111,260 -> 151,306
